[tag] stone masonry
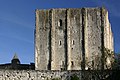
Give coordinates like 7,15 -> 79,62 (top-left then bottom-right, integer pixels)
0,70 -> 102,80
0,70 -> 76,80
35,7 -> 114,70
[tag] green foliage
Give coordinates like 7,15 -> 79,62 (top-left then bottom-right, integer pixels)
70,75 -> 79,80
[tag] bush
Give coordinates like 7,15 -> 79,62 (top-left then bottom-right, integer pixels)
70,75 -> 79,80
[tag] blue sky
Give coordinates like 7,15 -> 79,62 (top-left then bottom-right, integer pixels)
0,0 -> 119,64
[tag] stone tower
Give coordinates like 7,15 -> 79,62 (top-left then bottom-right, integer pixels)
35,7 -> 114,70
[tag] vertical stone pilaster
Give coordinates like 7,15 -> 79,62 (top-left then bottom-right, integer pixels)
67,9 -> 71,70
51,9 -> 56,70
35,9 -> 40,70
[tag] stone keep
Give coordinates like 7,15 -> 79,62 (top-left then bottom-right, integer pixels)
35,7 -> 114,70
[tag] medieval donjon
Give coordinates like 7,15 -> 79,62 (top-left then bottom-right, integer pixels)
35,7 -> 114,70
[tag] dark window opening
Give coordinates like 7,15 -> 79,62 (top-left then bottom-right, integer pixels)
58,19 -> 62,26
59,41 -> 62,46
61,68 -> 65,71
71,61 -> 74,66
72,40 -> 75,45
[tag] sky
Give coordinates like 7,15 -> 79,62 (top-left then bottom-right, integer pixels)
0,0 -> 120,64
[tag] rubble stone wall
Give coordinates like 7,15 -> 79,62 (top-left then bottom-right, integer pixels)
0,70 -> 82,80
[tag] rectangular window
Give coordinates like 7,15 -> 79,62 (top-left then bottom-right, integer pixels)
58,19 -> 62,26
72,40 -> 75,45
71,61 -> 74,66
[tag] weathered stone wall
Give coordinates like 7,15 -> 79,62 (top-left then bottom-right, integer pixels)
103,9 -> 114,51
35,10 -> 51,70
67,9 -> 83,70
85,8 -> 102,69
51,9 -> 67,70
35,7 -> 114,70
0,70 -> 82,80
0,70 -> 115,80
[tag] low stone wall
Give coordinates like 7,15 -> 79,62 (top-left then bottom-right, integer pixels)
0,70 -> 82,80
0,70 -> 113,80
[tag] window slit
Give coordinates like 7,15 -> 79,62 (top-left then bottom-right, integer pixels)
59,41 -> 62,46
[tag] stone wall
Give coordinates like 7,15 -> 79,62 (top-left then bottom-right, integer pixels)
0,70 -> 114,80
0,70 -> 81,80
67,9 -> 83,70
84,8 -> 102,69
35,7 -> 114,70
35,10 -> 51,70
51,9 -> 67,70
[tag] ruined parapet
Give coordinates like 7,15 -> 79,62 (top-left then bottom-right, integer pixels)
35,7 -> 114,70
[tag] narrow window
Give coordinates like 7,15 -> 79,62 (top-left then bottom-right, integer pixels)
58,19 -> 62,26
71,61 -> 74,66
72,40 -> 75,45
59,41 -> 62,46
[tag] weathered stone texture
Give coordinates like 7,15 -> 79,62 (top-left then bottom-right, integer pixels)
67,9 -> 83,70
85,8 -> 102,69
35,10 -> 51,70
0,70 -> 82,80
35,7 -> 114,70
51,9 -> 67,70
